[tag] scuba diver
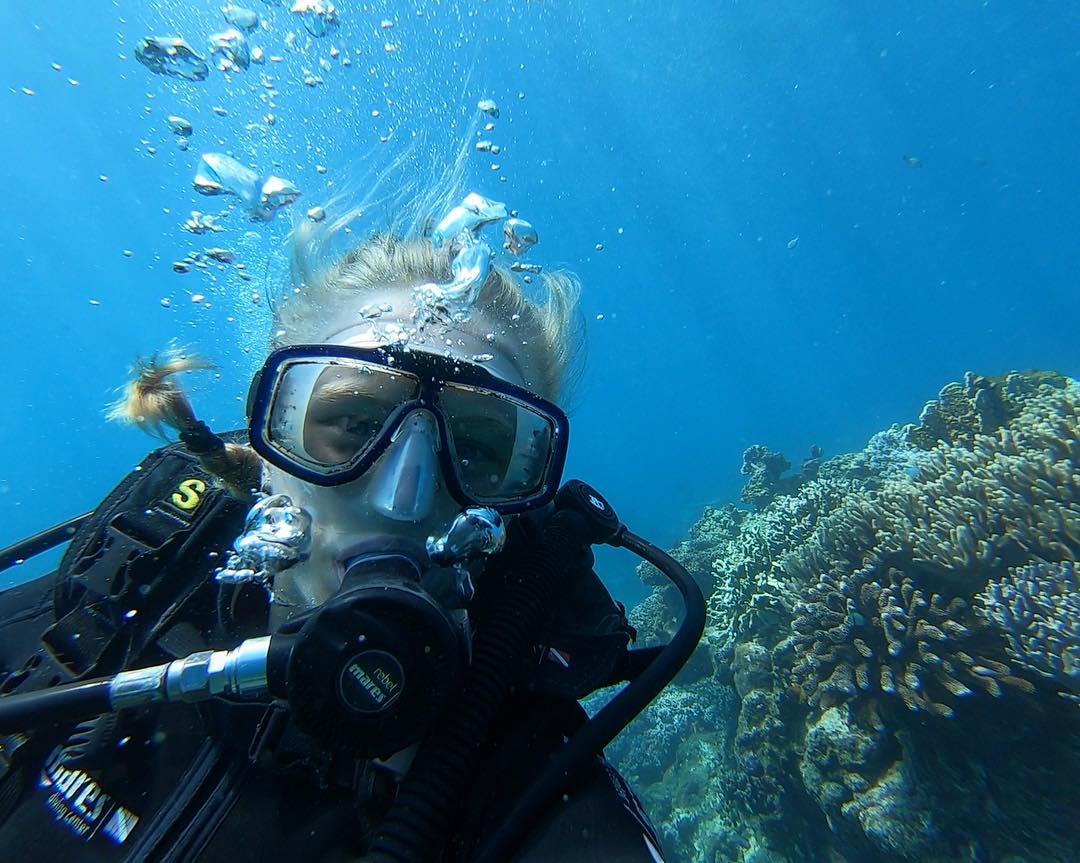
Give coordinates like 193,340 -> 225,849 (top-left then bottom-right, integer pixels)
0,187 -> 703,862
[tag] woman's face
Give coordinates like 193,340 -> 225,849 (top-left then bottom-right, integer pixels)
300,363 -> 522,499
264,285 -> 538,618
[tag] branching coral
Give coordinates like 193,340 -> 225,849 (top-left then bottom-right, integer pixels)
616,370 -> 1080,863
978,560 -> 1080,698
791,561 -> 1032,720
788,375 -> 1080,718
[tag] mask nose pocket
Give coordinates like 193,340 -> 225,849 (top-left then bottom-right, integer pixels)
369,410 -> 441,522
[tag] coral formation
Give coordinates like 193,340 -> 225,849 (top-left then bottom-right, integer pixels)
979,560 -> 1080,699
730,642 -> 788,832
908,369 -> 1068,449
789,370 -> 1080,721
799,704 -> 941,860
740,445 -> 793,509
739,444 -> 823,510
790,562 -> 1032,720
600,673 -> 744,860
612,370 -> 1080,863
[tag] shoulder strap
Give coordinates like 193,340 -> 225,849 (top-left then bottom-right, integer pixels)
0,440 -> 255,840
41,438 -> 250,679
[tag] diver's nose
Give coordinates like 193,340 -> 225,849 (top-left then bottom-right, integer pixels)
368,409 -> 441,522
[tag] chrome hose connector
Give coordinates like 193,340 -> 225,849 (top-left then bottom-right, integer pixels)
109,664 -> 170,710
107,637 -> 273,710
164,637 -> 272,702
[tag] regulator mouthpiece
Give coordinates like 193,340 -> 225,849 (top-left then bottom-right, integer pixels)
426,507 -> 506,566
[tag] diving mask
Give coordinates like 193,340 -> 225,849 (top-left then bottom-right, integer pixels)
247,344 -> 569,514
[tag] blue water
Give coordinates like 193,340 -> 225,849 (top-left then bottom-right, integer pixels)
1,2 -> 1078,598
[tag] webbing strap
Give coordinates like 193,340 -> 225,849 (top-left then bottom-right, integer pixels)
43,442 -> 247,677
109,505 -> 194,555
40,603 -> 127,675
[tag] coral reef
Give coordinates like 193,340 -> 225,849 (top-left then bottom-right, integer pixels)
908,369 -> 1068,450
612,371 -> 1080,863
740,444 -> 823,510
979,560 -> 1080,699
790,371 -> 1080,721
599,673 -> 745,861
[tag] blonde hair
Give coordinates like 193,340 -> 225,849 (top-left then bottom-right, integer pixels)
107,345 -> 261,498
274,235 -> 581,399
271,141 -> 584,401
109,140 -> 584,499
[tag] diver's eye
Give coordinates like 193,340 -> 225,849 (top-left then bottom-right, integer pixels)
332,415 -> 382,439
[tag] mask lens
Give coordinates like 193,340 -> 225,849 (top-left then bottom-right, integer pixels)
439,383 -> 555,503
267,359 -> 419,475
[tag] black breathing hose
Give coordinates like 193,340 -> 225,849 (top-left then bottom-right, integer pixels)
360,509 -> 594,863
469,528 -> 705,863
0,679 -> 112,734
0,513 -> 90,574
